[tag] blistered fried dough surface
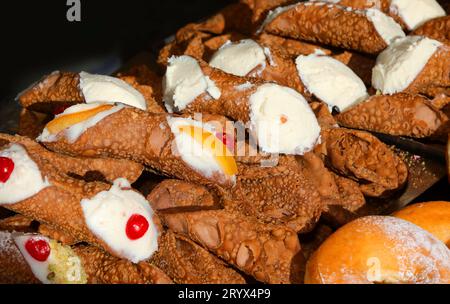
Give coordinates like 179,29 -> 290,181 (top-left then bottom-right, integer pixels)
316,0 -> 390,11
0,214 -> 34,232
412,16 -> 450,46
158,210 -> 303,284
0,134 -> 144,184
148,179 -> 218,211
18,72 -> 84,113
231,156 -> 324,233
150,231 -> 245,284
262,3 -> 391,54
258,33 -> 332,57
41,108 -> 234,188
405,45 -> 450,97
38,223 -> 79,246
296,153 -> 365,225
73,245 -> 172,284
336,93 -> 450,139
0,231 -> 41,284
318,128 -> 408,197
18,109 -> 51,139
242,0 -> 297,24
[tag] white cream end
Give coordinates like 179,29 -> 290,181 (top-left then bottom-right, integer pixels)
296,54 -> 368,112
249,83 -> 321,155
163,56 -> 221,112
0,144 -> 50,205
209,39 -> 267,77
37,103 -> 123,143
372,36 -> 442,94
366,8 -> 405,45
167,117 -> 234,182
79,72 -> 147,110
81,178 -> 159,263
390,0 -> 446,30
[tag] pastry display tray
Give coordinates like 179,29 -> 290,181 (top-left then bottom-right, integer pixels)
0,49 -> 447,217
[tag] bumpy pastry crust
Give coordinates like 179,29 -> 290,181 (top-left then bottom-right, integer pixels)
157,209 -> 304,284
231,155 -> 324,233
316,128 -> 408,197
18,109 -> 52,139
150,230 -> 245,284
336,93 -> 450,139
412,16 -> 450,45
404,44 -> 450,98
0,133 -> 144,184
262,2 -> 391,54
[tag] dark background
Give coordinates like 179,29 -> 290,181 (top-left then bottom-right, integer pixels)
0,0 -> 233,99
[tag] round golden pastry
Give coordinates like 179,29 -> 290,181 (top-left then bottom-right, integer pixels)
305,216 -> 450,284
393,201 -> 450,248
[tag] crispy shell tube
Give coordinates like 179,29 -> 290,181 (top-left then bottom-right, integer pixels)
412,16 -> 450,46
260,2 -> 404,54
336,93 -> 450,139
38,107 -> 237,188
316,128 -> 408,197
0,133 -> 144,184
18,71 -> 161,114
156,209 -> 304,284
150,230 -> 246,284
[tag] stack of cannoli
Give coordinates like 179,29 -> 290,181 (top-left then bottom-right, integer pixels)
1,0 -> 449,284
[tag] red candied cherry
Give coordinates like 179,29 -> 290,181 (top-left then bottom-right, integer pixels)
53,105 -> 69,115
126,214 -> 149,240
0,157 -> 14,183
25,238 -> 51,262
216,132 -> 235,152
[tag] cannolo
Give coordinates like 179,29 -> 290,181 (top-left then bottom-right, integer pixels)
0,133 -> 144,184
412,16 -> 450,46
447,133 -> 450,182
295,52 -> 369,112
296,152 -> 366,226
316,128 -> 408,197
336,93 -> 450,139
313,0 -> 446,31
18,71 -> 158,114
372,36 -> 450,97
257,33 -> 333,58
0,141 -> 161,263
164,55 -> 321,155
36,104 -> 238,188
150,230 -> 246,284
0,231 -> 172,284
155,209 -> 304,284
230,155 -> 324,233
209,39 -> 309,96
259,2 -> 405,54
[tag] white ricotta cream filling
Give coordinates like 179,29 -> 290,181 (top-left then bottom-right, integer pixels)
296,54 -> 368,111
0,144 -> 50,204
372,36 -> 442,94
365,8 -> 405,45
249,83 -> 321,155
81,178 -> 158,263
209,39 -> 267,77
167,117 -> 233,180
163,56 -> 221,112
79,72 -> 147,110
390,0 -> 446,30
